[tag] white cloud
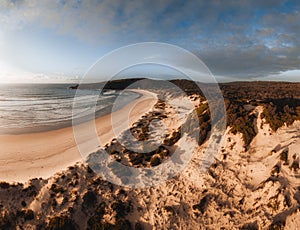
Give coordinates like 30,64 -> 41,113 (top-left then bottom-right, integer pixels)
258,69 -> 300,82
0,0 -> 300,80
0,58 -> 79,83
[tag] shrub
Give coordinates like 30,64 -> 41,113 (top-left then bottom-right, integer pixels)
82,190 -> 97,210
87,166 -> 94,174
269,220 -> 286,230
261,100 -> 300,132
94,203 -> 106,217
87,216 -> 114,230
0,211 -> 14,229
150,156 -> 161,167
135,222 -> 143,230
158,146 -> 169,158
51,199 -> 57,208
280,149 -> 288,163
291,160 -> 299,171
46,215 -> 77,230
24,209 -> 34,221
115,219 -> 132,230
0,182 -> 10,189
228,103 -> 256,147
184,104 -> 211,146
163,130 -> 181,146
21,201 -> 27,207
130,152 -> 144,166
241,222 -> 259,230
192,195 -> 210,214
50,183 -> 64,194
111,201 -> 127,219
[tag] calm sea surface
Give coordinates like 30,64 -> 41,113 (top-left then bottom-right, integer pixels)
0,84 -> 139,134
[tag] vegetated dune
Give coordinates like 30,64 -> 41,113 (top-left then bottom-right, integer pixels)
0,81 -> 300,229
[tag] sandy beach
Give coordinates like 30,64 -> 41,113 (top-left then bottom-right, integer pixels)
0,90 -> 157,183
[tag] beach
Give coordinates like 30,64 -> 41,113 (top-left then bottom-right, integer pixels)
0,90 -> 157,182
0,81 -> 299,229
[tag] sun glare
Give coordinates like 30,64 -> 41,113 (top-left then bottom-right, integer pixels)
0,59 -> 30,83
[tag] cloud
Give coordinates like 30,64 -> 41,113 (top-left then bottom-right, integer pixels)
1,0 -> 300,79
200,43 -> 300,78
256,69 -> 300,82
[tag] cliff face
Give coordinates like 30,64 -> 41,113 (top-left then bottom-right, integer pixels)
0,104 -> 300,230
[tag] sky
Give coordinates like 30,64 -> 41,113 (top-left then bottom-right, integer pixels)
0,0 -> 300,83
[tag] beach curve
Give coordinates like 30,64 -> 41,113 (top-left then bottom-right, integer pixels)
0,90 -> 157,182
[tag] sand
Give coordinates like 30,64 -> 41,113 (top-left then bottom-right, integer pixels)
0,90 -> 157,183
1,93 -> 300,228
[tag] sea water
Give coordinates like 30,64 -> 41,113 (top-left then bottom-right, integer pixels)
0,84 -> 139,134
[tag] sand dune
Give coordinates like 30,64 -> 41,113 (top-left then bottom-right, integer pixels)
0,91 -> 300,229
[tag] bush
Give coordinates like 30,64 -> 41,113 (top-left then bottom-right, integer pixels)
87,216 -> 114,230
228,103 -> 256,147
261,100 -> 300,132
157,146 -> 169,158
129,152 -> 144,166
150,156 -> 161,167
184,104 -> 211,146
291,160 -> 299,171
46,215 -> 77,230
192,195 -> 210,214
111,201 -> 127,219
241,222 -> 259,230
280,150 -> 288,163
50,183 -> 64,194
21,201 -> 27,207
82,190 -> 97,210
163,130 -> 181,146
269,220 -> 286,230
0,182 -> 10,189
135,222 -> 144,230
115,219 -> 132,230
24,209 -> 34,221
22,184 -> 38,197
0,211 -> 14,229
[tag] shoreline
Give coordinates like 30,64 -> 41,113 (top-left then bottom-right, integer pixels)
0,89 -> 157,183
0,90 -> 142,135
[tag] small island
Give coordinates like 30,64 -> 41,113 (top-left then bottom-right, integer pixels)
69,84 -> 79,90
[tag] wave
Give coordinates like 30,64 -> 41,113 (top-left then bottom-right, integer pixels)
0,84 -> 139,134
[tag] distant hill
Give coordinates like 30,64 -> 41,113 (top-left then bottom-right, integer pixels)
77,78 -> 300,100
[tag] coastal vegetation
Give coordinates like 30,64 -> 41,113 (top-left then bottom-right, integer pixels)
261,99 -> 300,131
101,79 -> 300,147
1,80 -> 300,229
226,101 -> 256,147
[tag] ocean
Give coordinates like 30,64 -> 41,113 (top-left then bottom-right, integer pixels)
0,84 -> 139,134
